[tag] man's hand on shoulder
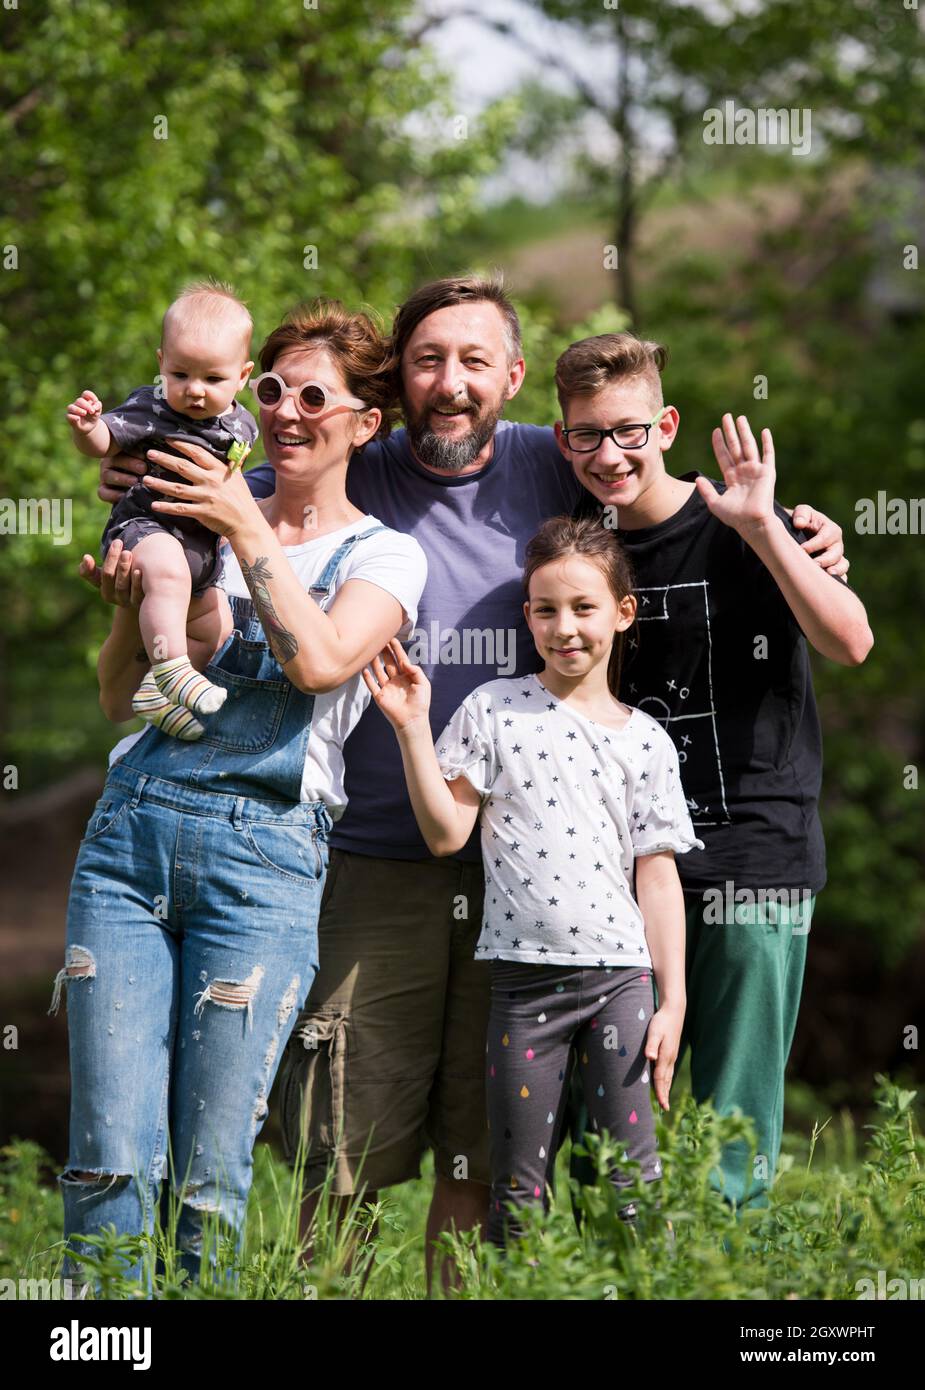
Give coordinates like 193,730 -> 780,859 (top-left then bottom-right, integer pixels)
787,504 -> 849,581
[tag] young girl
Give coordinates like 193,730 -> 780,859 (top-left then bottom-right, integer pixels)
363,514 -> 703,1245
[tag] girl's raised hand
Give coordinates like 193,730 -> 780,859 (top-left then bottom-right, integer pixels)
362,638 -> 431,732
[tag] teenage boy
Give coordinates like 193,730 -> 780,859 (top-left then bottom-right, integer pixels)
557,332 -> 873,1207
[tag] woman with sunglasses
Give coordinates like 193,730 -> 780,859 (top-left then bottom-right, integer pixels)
57,298 -> 427,1290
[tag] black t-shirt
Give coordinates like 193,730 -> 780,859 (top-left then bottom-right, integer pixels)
574,472 -> 827,894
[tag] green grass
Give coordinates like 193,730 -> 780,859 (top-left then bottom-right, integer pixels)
1,1076 -> 921,1300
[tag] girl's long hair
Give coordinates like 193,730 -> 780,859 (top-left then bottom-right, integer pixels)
522,516 -> 637,699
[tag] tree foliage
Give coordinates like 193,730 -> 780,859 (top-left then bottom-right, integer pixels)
0,0 -> 519,781
487,0 -> 925,313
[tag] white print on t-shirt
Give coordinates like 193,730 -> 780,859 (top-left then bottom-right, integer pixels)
625,582 -> 731,828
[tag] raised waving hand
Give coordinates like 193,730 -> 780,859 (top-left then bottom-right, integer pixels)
362,638 -> 432,732
696,412 -> 776,534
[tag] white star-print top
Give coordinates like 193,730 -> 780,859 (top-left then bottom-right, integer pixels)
435,674 -> 704,967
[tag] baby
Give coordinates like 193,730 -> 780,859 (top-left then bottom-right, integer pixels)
67,281 -> 258,740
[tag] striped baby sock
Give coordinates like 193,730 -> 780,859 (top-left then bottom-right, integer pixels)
151,655 -> 228,715
132,672 -> 204,741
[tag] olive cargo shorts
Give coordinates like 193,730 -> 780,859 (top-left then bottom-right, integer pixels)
277,849 -> 491,1193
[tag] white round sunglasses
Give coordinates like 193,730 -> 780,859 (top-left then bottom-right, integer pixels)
249,372 -> 367,417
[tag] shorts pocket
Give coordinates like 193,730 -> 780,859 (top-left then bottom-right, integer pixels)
283,1012 -> 348,1159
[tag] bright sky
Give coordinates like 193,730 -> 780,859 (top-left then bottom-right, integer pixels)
426,0 -> 618,199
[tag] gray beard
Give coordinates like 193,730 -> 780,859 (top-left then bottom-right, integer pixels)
404,400 -> 506,473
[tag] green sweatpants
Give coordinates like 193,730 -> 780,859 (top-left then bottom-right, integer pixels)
568,890 -> 814,1211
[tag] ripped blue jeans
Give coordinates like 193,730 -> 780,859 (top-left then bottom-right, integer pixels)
52,762 -> 330,1289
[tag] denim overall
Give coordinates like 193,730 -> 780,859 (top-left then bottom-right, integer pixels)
56,525 -> 388,1287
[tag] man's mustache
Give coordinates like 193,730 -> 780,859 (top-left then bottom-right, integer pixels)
428,398 -> 476,414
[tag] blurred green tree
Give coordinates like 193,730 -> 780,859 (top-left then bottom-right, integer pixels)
0,0 -> 518,784
465,0 -> 925,318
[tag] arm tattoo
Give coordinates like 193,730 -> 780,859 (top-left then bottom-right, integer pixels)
240,555 -> 300,665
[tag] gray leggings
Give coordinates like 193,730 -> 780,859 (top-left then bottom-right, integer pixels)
486,961 -> 661,1246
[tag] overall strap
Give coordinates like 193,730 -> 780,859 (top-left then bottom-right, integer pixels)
309,525 -> 390,608
228,592 -> 261,640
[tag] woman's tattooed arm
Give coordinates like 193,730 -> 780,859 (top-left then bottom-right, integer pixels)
240,556 -> 300,665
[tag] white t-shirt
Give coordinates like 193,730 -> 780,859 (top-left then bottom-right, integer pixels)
435,674 -> 704,967
108,515 -> 427,814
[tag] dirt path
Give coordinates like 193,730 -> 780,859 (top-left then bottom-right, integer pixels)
503,171 -> 862,319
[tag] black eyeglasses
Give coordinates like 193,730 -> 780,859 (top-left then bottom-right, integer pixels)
561,407 -> 668,453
